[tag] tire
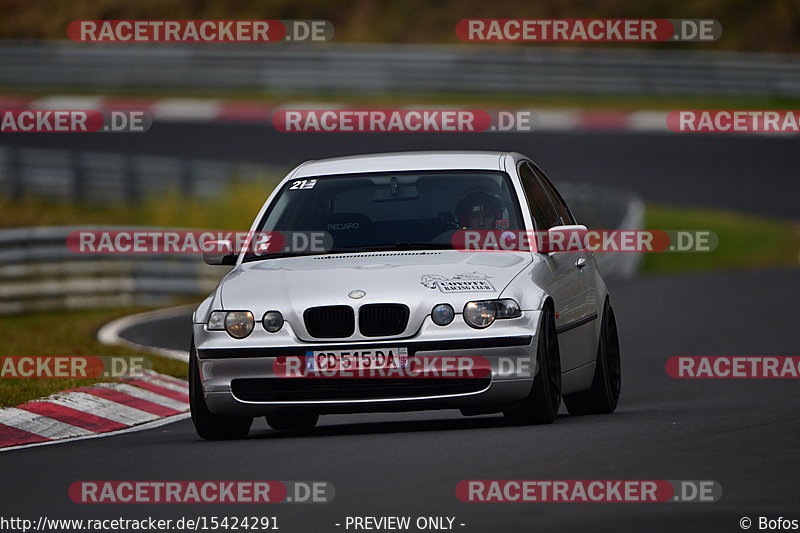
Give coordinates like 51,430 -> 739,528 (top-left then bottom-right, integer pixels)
564,299 -> 621,415
189,339 -> 253,440
504,304 -> 562,425
266,409 -> 319,430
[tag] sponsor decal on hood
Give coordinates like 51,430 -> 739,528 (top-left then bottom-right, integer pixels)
420,272 -> 494,293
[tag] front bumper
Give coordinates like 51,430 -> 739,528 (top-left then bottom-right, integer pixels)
193,312 -> 541,416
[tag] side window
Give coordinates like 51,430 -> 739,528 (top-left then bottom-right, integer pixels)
519,162 -> 560,229
531,165 -> 576,226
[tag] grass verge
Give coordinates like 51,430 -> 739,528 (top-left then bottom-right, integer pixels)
0,180 -> 279,230
0,307 -> 189,407
643,206 -> 800,272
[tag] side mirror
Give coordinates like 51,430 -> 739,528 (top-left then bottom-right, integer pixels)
203,240 -> 236,265
538,224 -> 588,253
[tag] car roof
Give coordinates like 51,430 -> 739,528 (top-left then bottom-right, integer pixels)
292,151 -> 508,178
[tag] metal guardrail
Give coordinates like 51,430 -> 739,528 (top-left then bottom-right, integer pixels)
0,146 -> 283,203
0,184 -> 643,314
0,225 -> 228,314
1,42 -> 799,97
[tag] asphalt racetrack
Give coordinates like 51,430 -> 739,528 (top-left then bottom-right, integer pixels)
0,126 -> 798,532
1,124 -> 798,218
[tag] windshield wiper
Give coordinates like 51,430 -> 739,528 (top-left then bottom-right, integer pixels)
246,242 -> 453,260
393,242 -> 453,250
244,251 -> 324,261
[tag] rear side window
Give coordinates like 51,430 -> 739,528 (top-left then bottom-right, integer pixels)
519,162 -> 560,229
531,164 -> 576,226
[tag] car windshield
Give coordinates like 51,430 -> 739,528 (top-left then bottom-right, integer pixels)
244,170 -> 524,260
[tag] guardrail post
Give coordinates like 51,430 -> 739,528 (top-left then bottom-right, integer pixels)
8,146 -> 22,200
72,151 -> 84,203
181,158 -> 194,198
125,155 -> 138,204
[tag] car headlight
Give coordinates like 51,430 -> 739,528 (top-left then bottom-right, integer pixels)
463,299 -> 522,328
207,310 -> 255,339
262,311 -> 284,333
463,301 -> 497,329
495,299 -> 522,319
431,304 -> 455,326
207,310 -> 226,330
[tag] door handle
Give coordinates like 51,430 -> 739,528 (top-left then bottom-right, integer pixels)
576,257 -> 587,269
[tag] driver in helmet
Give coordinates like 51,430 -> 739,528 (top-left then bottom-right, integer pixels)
456,190 -> 505,230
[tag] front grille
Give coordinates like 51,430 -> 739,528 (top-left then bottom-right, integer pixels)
231,377 -> 490,402
359,304 -> 409,337
303,306 -> 355,338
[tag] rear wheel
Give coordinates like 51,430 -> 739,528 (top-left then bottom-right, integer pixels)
504,305 -> 561,425
266,409 -> 319,430
564,299 -> 621,415
189,339 -> 253,440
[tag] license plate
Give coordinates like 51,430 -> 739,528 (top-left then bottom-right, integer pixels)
305,347 -> 408,372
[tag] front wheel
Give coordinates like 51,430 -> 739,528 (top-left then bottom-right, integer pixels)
564,299 -> 621,415
504,305 -> 562,425
189,339 -> 253,440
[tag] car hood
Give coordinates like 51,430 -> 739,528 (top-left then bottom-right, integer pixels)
220,250 -> 534,341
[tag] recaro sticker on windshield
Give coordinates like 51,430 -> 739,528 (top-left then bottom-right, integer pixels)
289,179 -> 317,190
421,272 -> 494,293
327,222 -> 359,231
